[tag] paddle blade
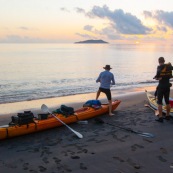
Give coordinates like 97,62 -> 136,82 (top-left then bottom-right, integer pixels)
138,132 -> 155,138
73,131 -> 83,139
41,104 -> 49,113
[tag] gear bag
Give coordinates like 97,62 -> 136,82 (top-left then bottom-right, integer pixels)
9,111 -> 35,126
83,100 -> 102,109
53,105 -> 74,117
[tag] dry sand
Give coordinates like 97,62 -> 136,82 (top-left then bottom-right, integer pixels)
0,86 -> 173,173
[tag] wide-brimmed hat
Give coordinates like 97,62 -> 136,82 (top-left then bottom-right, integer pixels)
103,65 -> 112,70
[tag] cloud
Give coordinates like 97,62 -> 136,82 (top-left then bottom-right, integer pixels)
18,26 -> 29,31
98,27 -> 123,40
83,25 -> 93,31
83,5 -> 152,35
143,11 -> 153,18
76,26 -> 123,41
75,5 -> 173,43
0,35 -> 44,43
75,7 -> 85,14
60,7 -> 70,12
76,33 -> 96,39
156,26 -> 167,32
144,10 -> 173,28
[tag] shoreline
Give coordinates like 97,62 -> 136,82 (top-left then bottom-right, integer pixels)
0,85 -> 157,126
0,85 -> 156,116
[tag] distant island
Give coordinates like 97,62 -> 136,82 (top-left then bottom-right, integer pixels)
74,39 -> 108,44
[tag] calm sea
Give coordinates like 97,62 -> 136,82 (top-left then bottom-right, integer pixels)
0,43 -> 172,104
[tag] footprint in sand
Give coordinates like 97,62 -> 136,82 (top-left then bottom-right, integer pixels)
42,157 -> 49,164
160,147 -> 168,154
121,134 -> 130,139
131,144 -> 144,151
33,148 -> 39,153
96,139 -> 108,143
38,165 -> 47,172
127,158 -> 141,169
77,149 -> 88,154
3,162 -> 17,169
157,155 -> 167,162
143,138 -> 153,143
23,163 -> 29,170
113,135 -> 125,142
113,156 -> 125,162
71,156 -> 80,159
80,163 -> 87,170
29,170 -> 38,173
86,138 -> 97,142
53,157 -> 61,164
61,151 -> 68,156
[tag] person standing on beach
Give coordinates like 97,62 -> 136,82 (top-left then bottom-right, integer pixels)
96,65 -> 115,116
153,57 -> 173,122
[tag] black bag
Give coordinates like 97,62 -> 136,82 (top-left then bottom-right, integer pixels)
38,113 -> 49,120
53,105 -> 74,117
10,111 -> 35,126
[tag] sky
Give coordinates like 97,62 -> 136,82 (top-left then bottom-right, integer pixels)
0,0 -> 173,44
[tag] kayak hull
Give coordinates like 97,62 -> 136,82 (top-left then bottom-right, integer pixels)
0,100 -> 121,140
145,90 -> 173,116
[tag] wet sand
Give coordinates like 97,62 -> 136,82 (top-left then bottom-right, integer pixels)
0,86 -> 173,173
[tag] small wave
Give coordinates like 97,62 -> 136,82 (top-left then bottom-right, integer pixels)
0,79 -> 161,104
139,80 -> 158,84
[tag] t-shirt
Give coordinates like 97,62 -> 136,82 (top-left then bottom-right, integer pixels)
96,70 -> 115,89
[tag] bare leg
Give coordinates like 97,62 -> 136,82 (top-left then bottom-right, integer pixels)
166,104 -> 170,116
158,104 -> 163,118
108,100 -> 114,116
96,90 -> 100,100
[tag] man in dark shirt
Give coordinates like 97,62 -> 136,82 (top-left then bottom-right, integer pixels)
154,57 -> 173,122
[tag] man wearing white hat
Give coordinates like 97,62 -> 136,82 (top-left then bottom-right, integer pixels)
96,65 -> 115,116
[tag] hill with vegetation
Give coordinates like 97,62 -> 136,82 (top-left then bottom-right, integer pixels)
75,39 -> 108,44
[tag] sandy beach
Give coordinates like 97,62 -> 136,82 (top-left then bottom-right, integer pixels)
0,86 -> 173,173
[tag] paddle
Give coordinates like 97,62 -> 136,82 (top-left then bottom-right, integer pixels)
41,104 -> 83,139
95,118 -> 154,138
144,103 -> 159,116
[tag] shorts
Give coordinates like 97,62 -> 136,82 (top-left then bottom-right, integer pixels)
99,87 -> 112,101
157,87 -> 170,105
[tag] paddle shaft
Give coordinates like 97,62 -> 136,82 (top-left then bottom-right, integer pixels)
41,104 -> 83,139
106,122 -> 140,134
50,112 -> 83,139
94,117 -> 154,138
106,122 -> 154,137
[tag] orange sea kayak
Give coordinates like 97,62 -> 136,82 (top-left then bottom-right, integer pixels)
0,100 -> 121,140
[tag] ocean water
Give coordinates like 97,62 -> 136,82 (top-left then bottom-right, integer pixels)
0,43 -> 172,104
